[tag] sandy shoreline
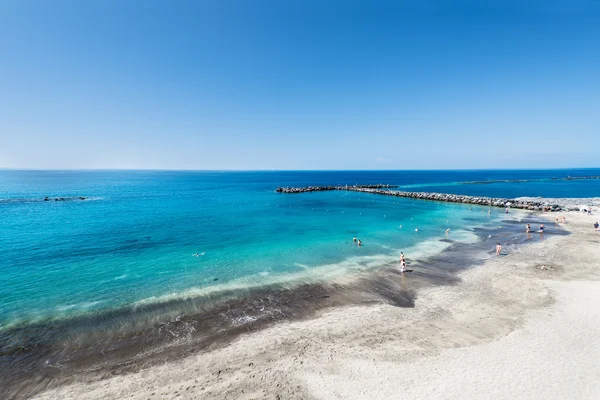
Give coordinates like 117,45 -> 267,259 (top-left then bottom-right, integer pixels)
33,211 -> 600,400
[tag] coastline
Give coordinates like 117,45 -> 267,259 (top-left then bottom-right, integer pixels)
2,209 -> 523,399
30,210 -> 600,399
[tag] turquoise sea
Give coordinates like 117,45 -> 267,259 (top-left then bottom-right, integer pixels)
1,169 -> 598,397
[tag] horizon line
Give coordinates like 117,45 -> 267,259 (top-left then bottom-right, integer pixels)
1,167 -> 599,173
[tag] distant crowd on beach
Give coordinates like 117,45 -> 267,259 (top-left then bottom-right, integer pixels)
349,206 -> 598,277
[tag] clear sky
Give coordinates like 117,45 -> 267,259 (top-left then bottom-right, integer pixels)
1,1 -> 599,170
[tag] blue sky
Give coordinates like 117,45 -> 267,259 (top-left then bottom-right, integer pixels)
1,1 -> 599,170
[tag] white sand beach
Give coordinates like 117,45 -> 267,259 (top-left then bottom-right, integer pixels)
35,212 -> 600,400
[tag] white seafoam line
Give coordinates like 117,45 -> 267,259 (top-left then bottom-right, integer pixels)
132,229 -> 479,308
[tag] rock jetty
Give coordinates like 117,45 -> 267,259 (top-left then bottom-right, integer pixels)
276,184 -> 397,193
275,185 -> 575,212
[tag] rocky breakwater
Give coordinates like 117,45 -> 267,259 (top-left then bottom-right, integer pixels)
276,185 -> 569,212
276,184 -> 397,193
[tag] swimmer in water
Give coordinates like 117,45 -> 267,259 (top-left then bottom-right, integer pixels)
353,236 -> 357,242
445,228 -> 450,234
357,239 -> 362,246
415,228 -> 419,232
194,253 -> 199,257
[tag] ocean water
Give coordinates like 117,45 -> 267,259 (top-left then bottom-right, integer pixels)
1,169 -> 599,330
1,169 -> 596,397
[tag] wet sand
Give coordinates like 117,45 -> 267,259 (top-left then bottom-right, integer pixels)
19,212 -> 600,399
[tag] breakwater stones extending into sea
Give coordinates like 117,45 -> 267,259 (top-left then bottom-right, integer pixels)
276,185 -> 578,212
275,184 -> 398,193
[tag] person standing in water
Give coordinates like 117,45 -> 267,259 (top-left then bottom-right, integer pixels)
526,223 -> 531,233
496,243 -> 502,255
353,236 -> 357,242
357,239 -> 362,246
401,259 -> 407,273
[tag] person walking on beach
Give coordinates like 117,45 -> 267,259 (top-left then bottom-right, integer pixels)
496,243 -> 502,255
562,215 -> 566,223
595,222 -> 599,232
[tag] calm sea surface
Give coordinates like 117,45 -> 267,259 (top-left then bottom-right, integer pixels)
1,169 -> 599,330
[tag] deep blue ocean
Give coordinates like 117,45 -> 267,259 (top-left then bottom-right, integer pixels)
1,169 -> 599,331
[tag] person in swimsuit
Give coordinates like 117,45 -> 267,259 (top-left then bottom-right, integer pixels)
539,224 -> 545,232
353,236 -> 357,242
594,222 -> 599,232
445,228 -> 450,234
357,239 -> 362,246
401,259 -> 407,273
496,243 -> 502,255
526,223 -> 531,233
